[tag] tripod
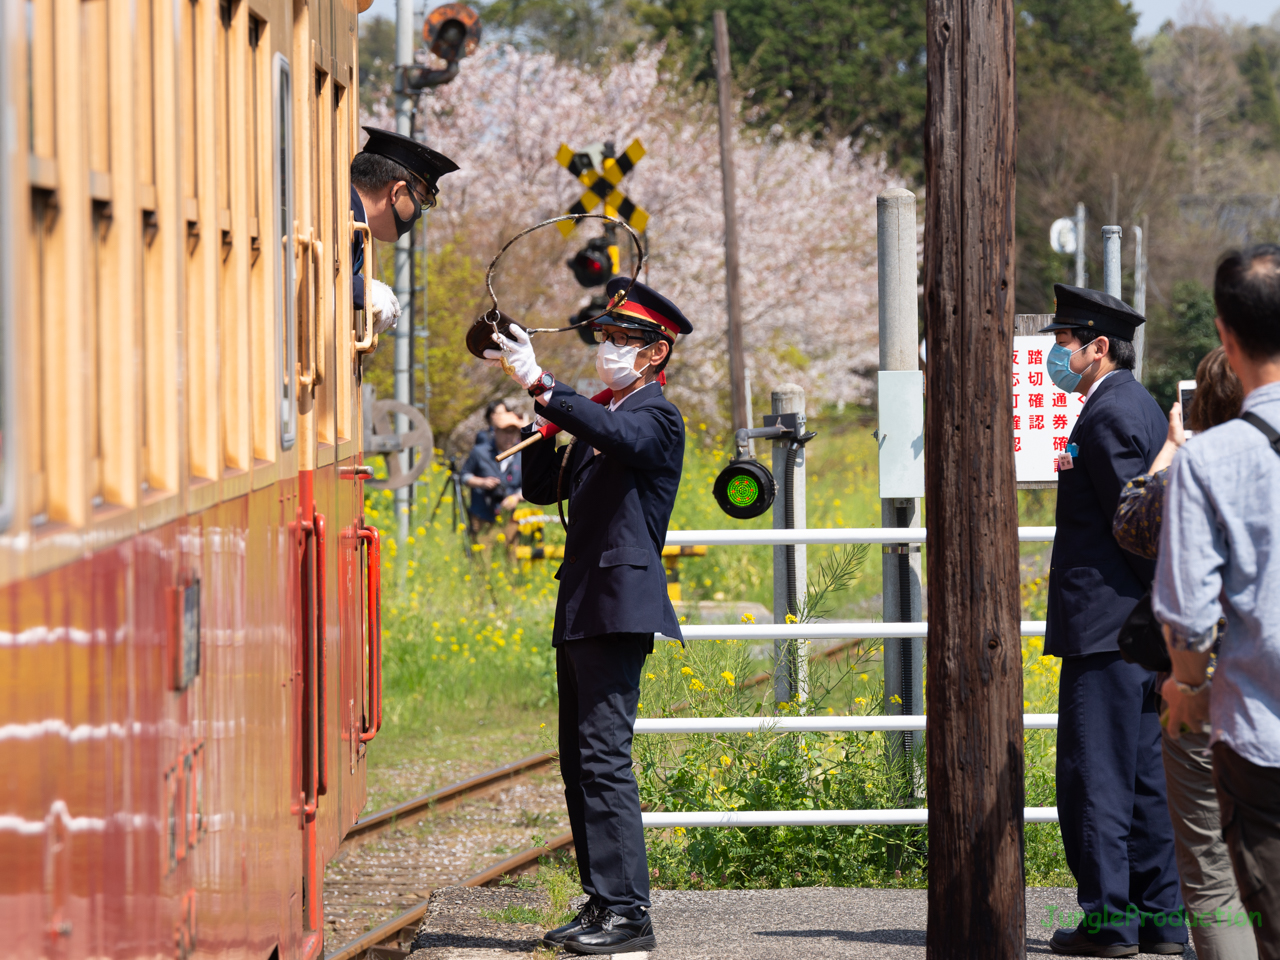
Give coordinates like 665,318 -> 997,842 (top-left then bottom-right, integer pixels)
429,459 -> 474,545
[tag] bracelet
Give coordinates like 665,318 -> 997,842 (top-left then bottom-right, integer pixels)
1174,678 -> 1211,697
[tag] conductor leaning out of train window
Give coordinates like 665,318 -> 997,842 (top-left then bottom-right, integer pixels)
350,125 -> 458,335
484,278 -> 693,956
1040,285 -> 1187,958
460,401 -> 527,533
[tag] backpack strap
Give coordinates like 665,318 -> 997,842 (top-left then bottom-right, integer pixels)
1241,411 -> 1280,455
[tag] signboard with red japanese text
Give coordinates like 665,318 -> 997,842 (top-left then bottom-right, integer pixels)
1012,335 -> 1084,483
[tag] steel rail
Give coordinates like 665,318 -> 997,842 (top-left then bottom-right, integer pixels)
663,525 -> 1056,546
323,832 -> 574,960
340,752 -> 557,852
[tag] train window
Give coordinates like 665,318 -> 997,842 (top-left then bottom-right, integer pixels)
273,53 -> 297,451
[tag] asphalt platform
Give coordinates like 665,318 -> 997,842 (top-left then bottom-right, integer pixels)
410,885 -> 1201,959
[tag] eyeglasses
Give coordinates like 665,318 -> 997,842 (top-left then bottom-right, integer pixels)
403,179 -> 438,212
592,327 -> 658,347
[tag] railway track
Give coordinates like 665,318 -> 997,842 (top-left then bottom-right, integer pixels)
324,637 -> 868,959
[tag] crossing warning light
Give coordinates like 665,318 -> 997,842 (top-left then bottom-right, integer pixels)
713,458 -> 776,519
567,236 -> 616,287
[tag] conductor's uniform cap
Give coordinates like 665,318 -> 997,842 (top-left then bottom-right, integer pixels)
359,125 -> 459,197
603,277 -> 694,341
1040,283 -> 1146,343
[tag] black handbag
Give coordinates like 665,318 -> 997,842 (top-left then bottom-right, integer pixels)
1117,591 -> 1172,673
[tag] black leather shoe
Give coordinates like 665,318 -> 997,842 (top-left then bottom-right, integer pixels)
562,910 -> 656,954
1049,928 -> 1138,957
1138,943 -> 1184,955
541,900 -> 603,947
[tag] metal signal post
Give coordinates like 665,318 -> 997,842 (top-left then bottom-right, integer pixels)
714,10 -> 749,434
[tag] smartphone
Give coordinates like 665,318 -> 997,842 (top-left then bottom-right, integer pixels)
1178,380 -> 1196,437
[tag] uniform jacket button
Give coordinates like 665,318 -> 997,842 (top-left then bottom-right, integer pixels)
560,399 -> 567,408
567,404 -> 573,412
569,555 -> 577,563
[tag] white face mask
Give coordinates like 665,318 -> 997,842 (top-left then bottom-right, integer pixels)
596,340 -> 649,391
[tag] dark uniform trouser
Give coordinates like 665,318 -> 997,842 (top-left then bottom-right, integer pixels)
1213,742 -> 1280,960
1057,651 -> 1185,947
557,633 -> 652,920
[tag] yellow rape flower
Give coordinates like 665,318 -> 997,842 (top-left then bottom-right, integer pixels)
721,671 -> 735,686
681,666 -> 693,675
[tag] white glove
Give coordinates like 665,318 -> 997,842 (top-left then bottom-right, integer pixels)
483,324 -> 543,390
368,278 -> 401,334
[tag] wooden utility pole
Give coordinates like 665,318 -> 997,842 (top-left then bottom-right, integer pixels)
713,10 -> 749,432
923,0 -> 1025,956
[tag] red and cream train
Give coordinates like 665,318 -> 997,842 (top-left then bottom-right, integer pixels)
0,0 -> 385,955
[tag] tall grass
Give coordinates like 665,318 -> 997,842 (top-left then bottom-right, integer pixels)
369,409 -> 1070,886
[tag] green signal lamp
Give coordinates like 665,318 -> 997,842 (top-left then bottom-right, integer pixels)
713,458 -> 776,519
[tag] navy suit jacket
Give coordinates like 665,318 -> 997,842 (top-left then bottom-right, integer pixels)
522,380 -> 685,646
1045,369 -> 1168,658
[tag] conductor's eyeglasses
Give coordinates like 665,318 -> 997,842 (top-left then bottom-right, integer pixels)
406,179 -> 438,212
592,328 -> 658,348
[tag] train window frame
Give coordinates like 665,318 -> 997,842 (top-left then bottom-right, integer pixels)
0,0 -> 13,532
273,52 -> 297,452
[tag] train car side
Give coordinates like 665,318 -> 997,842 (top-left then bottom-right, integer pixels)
0,0 -> 378,953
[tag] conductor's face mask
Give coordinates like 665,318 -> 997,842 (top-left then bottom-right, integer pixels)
1046,340 -> 1098,393
596,340 -> 650,391
390,182 -> 424,239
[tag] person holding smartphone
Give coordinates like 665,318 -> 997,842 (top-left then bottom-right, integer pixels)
1113,347 -> 1251,960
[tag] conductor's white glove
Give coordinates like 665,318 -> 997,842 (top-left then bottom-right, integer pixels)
368,278 -> 401,334
484,324 -> 543,390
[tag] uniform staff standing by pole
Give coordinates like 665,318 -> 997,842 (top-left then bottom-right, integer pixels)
484,277 -> 693,956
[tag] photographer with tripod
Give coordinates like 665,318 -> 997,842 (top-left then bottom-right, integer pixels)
460,401 -> 527,545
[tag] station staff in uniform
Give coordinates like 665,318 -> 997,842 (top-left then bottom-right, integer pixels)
485,278 -> 692,955
1041,285 -> 1187,957
350,126 -> 458,332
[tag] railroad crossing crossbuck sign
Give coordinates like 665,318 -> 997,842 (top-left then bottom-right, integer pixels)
555,139 -> 649,237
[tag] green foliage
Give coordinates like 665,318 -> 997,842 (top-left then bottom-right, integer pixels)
1145,280 -> 1221,410
636,0 -> 927,178
1016,0 -> 1148,106
477,0 -> 649,63
370,432 -> 1074,891
1240,42 -> 1280,150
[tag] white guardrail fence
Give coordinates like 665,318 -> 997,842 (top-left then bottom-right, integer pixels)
638,526 -> 1060,828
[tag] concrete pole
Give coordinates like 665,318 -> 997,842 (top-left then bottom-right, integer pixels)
1075,202 -> 1087,288
877,188 -> 924,766
1133,220 -> 1147,383
1102,225 -> 1122,299
393,0 -> 414,546
772,384 -> 806,705
713,10 -> 748,434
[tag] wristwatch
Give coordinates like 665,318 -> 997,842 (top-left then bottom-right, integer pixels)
1174,678 -> 1212,696
528,371 -> 555,398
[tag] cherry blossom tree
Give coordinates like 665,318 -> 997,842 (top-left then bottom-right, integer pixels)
365,46 -> 905,433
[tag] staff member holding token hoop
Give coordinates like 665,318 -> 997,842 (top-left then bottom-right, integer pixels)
484,277 -> 692,955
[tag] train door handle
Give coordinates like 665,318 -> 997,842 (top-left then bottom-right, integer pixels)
357,524 -> 382,743
352,219 -> 377,355
315,511 -> 328,796
297,228 -> 319,387
312,238 -> 326,387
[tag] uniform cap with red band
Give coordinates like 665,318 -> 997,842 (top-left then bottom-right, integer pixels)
602,277 -> 694,341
